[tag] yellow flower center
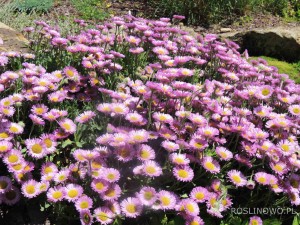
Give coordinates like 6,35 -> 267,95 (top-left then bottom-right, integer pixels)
177,169 -> 189,178
204,161 -> 215,171
44,167 -> 53,174
232,175 -> 242,183
52,191 -> 62,199
261,89 -> 270,96
62,123 -> 71,131
32,144 -> 43,154
113,106 -> 124,113
8,155 -> 18,163
140,150 -> 150,159
185,203 -> 195,212
68,189 -> 78,198
97,212 -> 108,221
0,132 -> 8,138
107,174 -> 115,180
292,108 -> 300,114
35,108 -> 44,114
258,177 -> 266,183
145,166 -> 156,174
125,203 -> 136,213
95,182 -> 105,191
195,192 -> 205,200
9,126 -> 19,133
144,192 -> 153,200
25,185 -> 35,194
281,144 -> 290,152
0,145 -> 8,152
161,196 -> 170,206
44,138 -> 52,148
80,201 -> 89,209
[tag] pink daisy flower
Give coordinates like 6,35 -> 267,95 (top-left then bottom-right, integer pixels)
47,186 -> 65,202
216,147 -> 233,161
137,186 -> 157,206
185,216 -> 204,225
102,168 -> 120,183
142,160 -> 163,177
94,207 -> 114,224
288,104 -> 300,116
249,216 -> 263,225
227,170 -> 247,187
101,184 -> 121,201
161,140 -> 180,152
59,118 -> 77,134
29,114 -> 45,125
173,166 -> 194,182
201,156 -> 220,174
111,103 -> 129,115
0,140 -> 12,154
31,104 -> 48,115
125,112 -> 145,125
157,190 -> 177,210
178,199 -> 200,217
153,47 -> 169,55
64,183 -> 83,202
254,172 -> 270,185
137,144 -> 155,161
41,162 -> 58,176
170,153 -> 190,166
153,112 -> 174,123
190,186 -> 209,203
121,197 -> 142,218
21,179 -> 40,198
75,195 -> 93,212
25,138 -> 47,159
4,149 -> 23,165
63,66 -> 79,80
129,129 -> 149,144
91,179 -> 109,194
75,111 -> 96,124
80,210 -> 93,225
8,122 -> 23,134
97,103 -> 112,114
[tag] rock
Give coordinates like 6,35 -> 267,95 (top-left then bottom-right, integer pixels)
220,28 -> 232,33
218,26 -> 300,62
0,22 -> 29,53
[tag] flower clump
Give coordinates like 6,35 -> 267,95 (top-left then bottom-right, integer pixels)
0,14 -> 299,225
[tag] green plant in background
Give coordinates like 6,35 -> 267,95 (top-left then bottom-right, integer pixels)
12,0 -> 54,13
151,0 -> 300,26
251,56 -> 300,83
71,0 -> 110,21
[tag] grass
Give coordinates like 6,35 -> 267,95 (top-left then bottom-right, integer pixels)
70,0 -> 110,21
251,56 -> 300,83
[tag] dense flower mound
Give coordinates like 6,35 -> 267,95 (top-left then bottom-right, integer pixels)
0,15 -> 299,224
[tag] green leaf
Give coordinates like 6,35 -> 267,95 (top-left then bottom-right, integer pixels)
263,218 -> 281,225
62,139 -> 73,148
75,141 -> 83,148
292,215 -> 300,225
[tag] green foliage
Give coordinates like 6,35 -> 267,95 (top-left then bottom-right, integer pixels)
71,0 -> 109,21
251,56 -> 300,84
12,0 -> 54,13
151,0 -> 300,26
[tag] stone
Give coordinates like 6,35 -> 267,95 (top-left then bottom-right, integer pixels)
0,22 -> 29,53
218,26 -> 300,62
220,27 -> 232,33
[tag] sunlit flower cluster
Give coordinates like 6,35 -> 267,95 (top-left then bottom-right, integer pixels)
0,14 -> 299,225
